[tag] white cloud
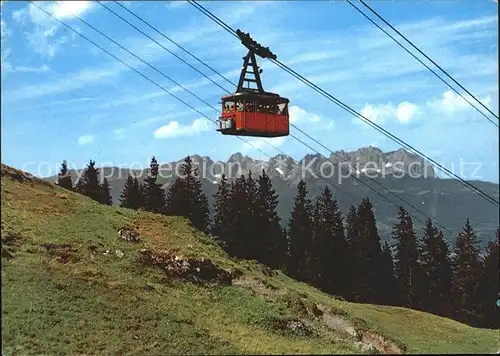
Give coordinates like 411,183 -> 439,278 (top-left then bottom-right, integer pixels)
265,14 -> 497,105
78,135 -> 94,145
154,118 -> 212,139
289,105 -> 321,124
6,62 -> 127,102
426,90 -> 492,116
13,1 -> 94,25
285,51 -> 343,65
167,1 -> 188,8
49,1 -> 94,20
1,18 -> 11,39
1,48 -> 12,73
358,101 -> 419,125
360,103 -> 393,124
9,65 -> 50,73
395,101 -> 418,124
12,1 -> 94,59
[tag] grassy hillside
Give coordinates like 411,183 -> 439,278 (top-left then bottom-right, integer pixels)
2,164 -> 498,355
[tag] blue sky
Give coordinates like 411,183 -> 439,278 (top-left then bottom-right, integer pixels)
1,0 -> 498,182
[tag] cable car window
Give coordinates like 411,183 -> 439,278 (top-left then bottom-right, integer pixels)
236,101 -> 244,111
278,103 -> 288,115
223,101 -> 235,112
244,102 -> 255,112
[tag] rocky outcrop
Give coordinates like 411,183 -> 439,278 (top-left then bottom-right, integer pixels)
138,249 -> 232,286
118,228 -> 140,243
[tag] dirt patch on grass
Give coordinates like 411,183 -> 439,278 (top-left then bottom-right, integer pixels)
321,310 -> 358,339
265,315 -> 315,337
279,291 -> 323,317
317,304 -> 404,354
1,232 -> 23,259
138,248 -> 232,286
361,331 -> 404,354
118,228 -> 141,243
233,275 -> 283,297
41,243 -> 80,264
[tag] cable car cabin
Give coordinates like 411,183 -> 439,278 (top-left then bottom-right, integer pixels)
217,32 -> 290,138
217,92 -> 289,137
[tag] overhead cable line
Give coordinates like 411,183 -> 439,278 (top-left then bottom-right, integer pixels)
187,0 -> 500,208
27,1 -> 273,161
93,2 -> 366,207
112,0 -> 235,89
352,0 -> 499,123
345,0 -> 498,127
102,1 -> 459,237
97,0 -> 232,94
28,1 -> 356,209
97,1 -> 368,204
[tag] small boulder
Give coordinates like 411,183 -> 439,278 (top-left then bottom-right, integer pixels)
118,228 -> 140,243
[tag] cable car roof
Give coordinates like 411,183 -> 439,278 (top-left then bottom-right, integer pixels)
221,91 -> 289,102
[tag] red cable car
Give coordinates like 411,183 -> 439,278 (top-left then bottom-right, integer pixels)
216,30 -> 290,138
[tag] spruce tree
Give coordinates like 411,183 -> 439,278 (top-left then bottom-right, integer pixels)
479,229 -> 499,329
75,160 -> 102,203
287,180 -> 315,283
255,170 -> 286,268
312,186 -> 349,297
420,218 -> 453,316
392,207 -> 423,309
344,205 -> 359,301
142,175 -> 166,213
245,171 -> 260,258
212,174 -> 232,246
451,218 -> 484,326
120,175 -> 143,210
355,197 -> 384,303
137,178 -> 146,208
100,177 -> 113,205
225,174 -> 250,258
165,156 -> 210,233
56,160 -> 73,190
379,242 -> 397,306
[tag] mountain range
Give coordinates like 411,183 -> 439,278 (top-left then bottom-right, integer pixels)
45,146 -> 499,246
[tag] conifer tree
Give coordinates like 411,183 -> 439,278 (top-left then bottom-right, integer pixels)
451,218 -> 484,326
100,177 -> 113,205
379,242 -> 397,306
165,156 -> 210,233
75,160 -> 102,203
344,205 -> 359,300
212,174 -> 232,245
245,170 -> 260,258
141,157 -> 166,214
282,226 -> 290,266
56,160 -> 73,190
312,186 -> 349,297
354,197 -> 384,303
137,178 -> 146,208
392,207 -> 423,309
479,229 -> 499,329
420,218 -> 453,316
255,170 -> 286,268
287,180 -> 315,283
225,174 -> 250,258
142,175 -> 166,213
119,175 -> 143,209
